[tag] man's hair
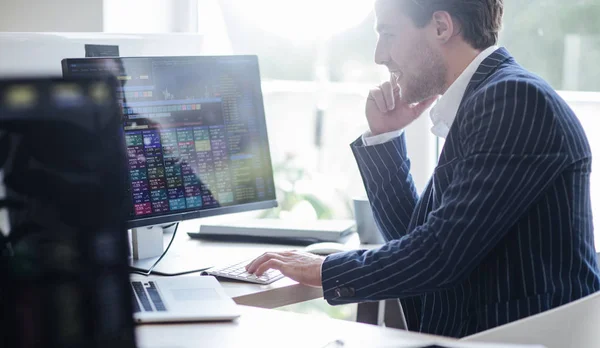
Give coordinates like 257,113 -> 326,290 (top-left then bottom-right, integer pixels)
400,0 -> 504,50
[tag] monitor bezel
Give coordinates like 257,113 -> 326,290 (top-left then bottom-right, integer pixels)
61,55 -> 278,229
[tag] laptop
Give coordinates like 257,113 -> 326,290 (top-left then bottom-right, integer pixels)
130,275 -> 240,323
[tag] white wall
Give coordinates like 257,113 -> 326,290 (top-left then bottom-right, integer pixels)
103,0 -> 232,54
103,0 -> 174,33
0,0 -> 103,32
103,0 -> 198,33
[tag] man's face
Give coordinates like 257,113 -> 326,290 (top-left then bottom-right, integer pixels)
374,0 -> 446,104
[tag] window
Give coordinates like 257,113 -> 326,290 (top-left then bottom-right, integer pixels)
104,0 -> 600,256
217,1 -> 600,252
216,1 -> 436,224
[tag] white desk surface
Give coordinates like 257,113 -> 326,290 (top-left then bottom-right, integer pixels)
135,305 -> 454,348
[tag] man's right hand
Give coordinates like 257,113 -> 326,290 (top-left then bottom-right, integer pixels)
366,80 -> 438,136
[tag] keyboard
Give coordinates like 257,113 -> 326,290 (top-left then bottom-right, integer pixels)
131,281 -> 166,312
202,259 -> 285,285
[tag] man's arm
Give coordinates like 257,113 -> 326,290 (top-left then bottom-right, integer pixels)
246,83 -> 434,283
322,80 -> 570,304
353,80 -> 437,241
351,132 -> 420,241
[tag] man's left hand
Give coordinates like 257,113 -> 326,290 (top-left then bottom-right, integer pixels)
245,251 -> 325,288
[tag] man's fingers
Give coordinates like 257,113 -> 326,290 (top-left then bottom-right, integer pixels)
245,252 -> 280,273
381,81 -> 395,111
255,259 -> 285,277
368,87 -> 388,113
246,252 -> 285,273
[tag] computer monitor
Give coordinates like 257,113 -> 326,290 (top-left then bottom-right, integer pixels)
61,55 -> 278,274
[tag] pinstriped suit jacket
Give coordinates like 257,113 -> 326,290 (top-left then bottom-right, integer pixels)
321,48 -> 600,338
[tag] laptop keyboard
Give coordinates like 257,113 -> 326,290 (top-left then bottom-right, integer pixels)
131,281 -> 166,312
204,259 -> 284,285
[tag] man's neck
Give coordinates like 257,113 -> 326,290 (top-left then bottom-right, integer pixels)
442,43 -> 483,93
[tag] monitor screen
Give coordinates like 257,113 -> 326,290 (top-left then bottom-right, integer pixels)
62,56 -> 277,228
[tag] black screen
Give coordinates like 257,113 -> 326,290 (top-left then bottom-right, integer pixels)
62,56 -> 277,227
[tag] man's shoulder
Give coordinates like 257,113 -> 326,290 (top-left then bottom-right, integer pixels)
465,60 -> 565,110
458,62 -> 578,130
457,60 -> 590,157
473,66 -> 551,100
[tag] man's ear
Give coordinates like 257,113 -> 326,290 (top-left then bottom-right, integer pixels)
432,11 -> 454,43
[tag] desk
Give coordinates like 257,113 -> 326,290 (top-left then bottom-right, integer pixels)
132,221 -> 389,323
135,305 -> 454,348
132,222 -> 364,307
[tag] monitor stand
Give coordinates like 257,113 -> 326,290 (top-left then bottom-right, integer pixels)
128,224 -> 214,276
131,225 -> 165,260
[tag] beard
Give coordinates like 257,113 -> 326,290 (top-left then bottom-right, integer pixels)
399,40 -> 447,104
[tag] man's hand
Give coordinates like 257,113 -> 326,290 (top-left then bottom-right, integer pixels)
245,251 -> 325,288
366,80 -> 438,136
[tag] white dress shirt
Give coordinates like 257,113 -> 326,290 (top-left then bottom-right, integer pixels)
362,45 -> 499,145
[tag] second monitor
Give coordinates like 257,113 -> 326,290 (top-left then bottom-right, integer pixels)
62,55 -> 278,274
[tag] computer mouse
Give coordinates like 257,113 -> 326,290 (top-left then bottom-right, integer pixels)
305,242 -> 348,256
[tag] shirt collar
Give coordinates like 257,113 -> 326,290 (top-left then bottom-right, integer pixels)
429,45 -> 499,138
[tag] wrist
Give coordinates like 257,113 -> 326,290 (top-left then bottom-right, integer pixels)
317,257 -> 325,287
369,128 -> 385,137
369,127 -> 402,137
363,129 -> 405,147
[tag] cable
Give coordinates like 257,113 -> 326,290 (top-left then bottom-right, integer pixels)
160,222 -> 178,229
137,222 -> 179,276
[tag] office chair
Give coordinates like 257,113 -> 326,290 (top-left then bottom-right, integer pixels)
462,291 -> 600,348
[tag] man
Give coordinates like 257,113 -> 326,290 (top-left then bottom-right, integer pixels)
246,0 -> 600,338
